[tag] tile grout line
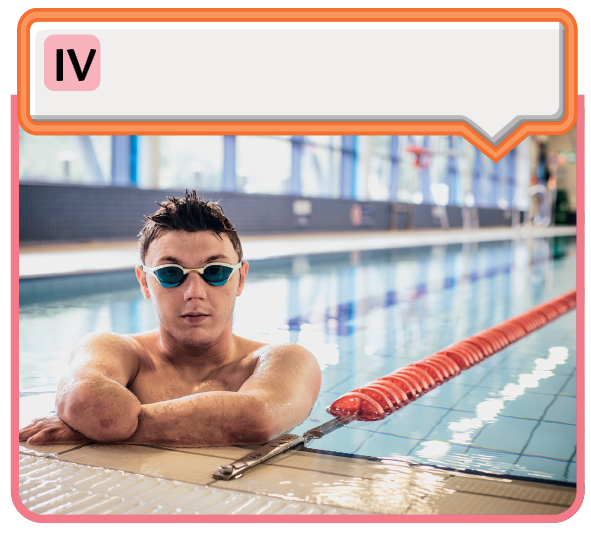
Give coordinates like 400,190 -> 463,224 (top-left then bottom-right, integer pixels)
562,446 -> 577,481
405,382 -> 482,457
464,445 -> 571,463
513,395 -> 565,464
405,359 -> 497,458
19,441 -> 95,457
558,366 -> 578,481
513,363 -> 577,466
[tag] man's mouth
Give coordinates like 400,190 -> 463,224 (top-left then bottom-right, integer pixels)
181,312 -> 210,324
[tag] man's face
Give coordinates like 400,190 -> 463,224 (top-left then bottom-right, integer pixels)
136,230 -> 248,350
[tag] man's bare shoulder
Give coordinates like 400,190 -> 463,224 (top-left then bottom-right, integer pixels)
233,336 -> 319,377
75,331 -> 144,352
250,342 -> 314,359
66,331 -> 147,387
248,342 -> 320,378
72,331 -> 148,369
234,335 -> 315,356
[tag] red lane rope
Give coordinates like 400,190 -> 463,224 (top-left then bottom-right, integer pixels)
328,290 -> 577,421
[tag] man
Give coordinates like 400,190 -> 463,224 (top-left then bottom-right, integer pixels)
20,191 -> 321,447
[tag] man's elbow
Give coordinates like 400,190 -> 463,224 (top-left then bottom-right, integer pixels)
225,397 -> 278,445
56,385 -> 141,442
78,410 -> 140,443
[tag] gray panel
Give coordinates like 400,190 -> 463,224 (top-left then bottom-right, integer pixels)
20,183 -> 515,243
477,207 -> 513,227
447,206 -> 463,229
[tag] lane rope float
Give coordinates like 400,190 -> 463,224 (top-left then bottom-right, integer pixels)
328,290 -> 576,422
212,290 -> 576,480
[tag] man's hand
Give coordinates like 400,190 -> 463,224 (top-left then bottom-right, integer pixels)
19,416 -> 90,445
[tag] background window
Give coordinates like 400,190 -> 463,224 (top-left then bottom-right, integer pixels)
19,129 -> 111,186
236,136 -> 292,194
301,136 -> 341,198
355,136 -> 391,201
158,136 -> 223,191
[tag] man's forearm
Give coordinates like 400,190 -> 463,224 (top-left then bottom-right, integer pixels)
124,391 -> 276,447
56,374 -> 142,442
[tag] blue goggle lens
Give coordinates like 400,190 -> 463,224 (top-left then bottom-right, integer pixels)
201,264 -> 234,285
156,266 -> 186,287
154,264 -> 234,287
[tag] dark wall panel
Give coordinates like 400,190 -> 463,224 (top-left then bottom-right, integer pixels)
19,183 -> 516,243
20,184 -> 393,243
477,207 -> 513,227
447,206 -> 464,228
412,204 -> 439,229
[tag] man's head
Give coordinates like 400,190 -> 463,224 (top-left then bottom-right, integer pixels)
138,190 -> 243,265
136,191 -> 248,351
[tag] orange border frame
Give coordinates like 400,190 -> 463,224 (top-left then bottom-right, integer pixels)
17,8 -> 577,162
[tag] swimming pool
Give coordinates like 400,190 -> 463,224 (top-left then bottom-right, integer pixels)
19,235 -> 577,484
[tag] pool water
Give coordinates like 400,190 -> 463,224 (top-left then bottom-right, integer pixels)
19,236 -> 577,484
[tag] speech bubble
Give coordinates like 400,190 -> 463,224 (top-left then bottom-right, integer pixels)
18,9 -> 577,161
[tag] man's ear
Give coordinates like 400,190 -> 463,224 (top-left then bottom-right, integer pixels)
136,265 -> 151,299
236,261 -> 249,297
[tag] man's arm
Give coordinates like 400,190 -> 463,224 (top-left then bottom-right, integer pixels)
125,343 -> 321,447
54,332 -> 141,442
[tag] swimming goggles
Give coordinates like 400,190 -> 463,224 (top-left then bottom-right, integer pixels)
141,261 -> 243,288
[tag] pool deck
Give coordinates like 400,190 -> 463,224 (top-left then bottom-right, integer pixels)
19,440 -> 576,516
20,225 -> 576,279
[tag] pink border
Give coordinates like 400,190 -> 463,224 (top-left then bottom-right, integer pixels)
10,95 -> 585,522
574,94 -> 585,515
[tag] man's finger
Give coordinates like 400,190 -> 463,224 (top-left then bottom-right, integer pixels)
19,427 -> 42,441
26,426 -> 88,445
18,419 -> 44,433
26,428 -> 58,445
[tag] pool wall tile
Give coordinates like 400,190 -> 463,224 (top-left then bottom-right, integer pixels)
318,368 -> 355,392
418,410 -> 482,444
560,375 -> 576,397
543,396 -> 576,425
498,392 -> 556,420
354,433 -> 421,458
566,462 -> 577,483
451,386 -> 501,412
476,368 -> 523,389
509,455 -> 570,481
376,404 -> 450,440
471,417 -> 539,453
309,427 -> 370,455
461,447 -> 521,474
407,441 -> 470,469
520,421 -> 576,460
412,382 -> 474,409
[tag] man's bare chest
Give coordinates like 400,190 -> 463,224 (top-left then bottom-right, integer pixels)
127,356 -> 256,404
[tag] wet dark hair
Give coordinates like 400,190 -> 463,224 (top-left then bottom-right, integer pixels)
138,190 -> 243,264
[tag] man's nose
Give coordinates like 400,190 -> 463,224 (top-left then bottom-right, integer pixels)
183,271 -> 208,300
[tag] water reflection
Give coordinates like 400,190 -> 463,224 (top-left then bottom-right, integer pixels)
445,346 -> 570,447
